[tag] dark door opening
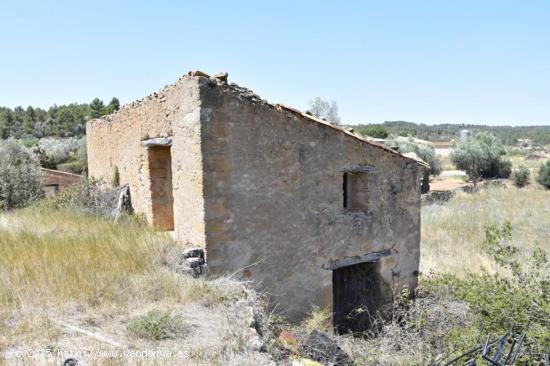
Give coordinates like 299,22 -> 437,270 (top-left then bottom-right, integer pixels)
332,261 -> 389,334
148,146 -> 174,231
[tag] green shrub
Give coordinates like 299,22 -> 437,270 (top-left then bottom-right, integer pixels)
536,161 -> 550,189
111,166 -> 120,187
384,136 -> 442,193
35,137 -> 80,169
495,158 -> 512,179
357,124 -> 389,139
127,310 -> 187,341
21,137 -> 39,148
423,222 -> 550,357
512,166 -> 530,187
0,139 -> 43,210
57,160 -> 87,175
451,132 -> 510,184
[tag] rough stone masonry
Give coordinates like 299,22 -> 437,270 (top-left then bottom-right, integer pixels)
87,71 -> 427,330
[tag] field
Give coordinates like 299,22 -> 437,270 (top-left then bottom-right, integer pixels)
421,186 -> 550,275
0,183 -> 549,364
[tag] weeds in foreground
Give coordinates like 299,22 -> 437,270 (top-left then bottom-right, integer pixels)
424,221 -> 550,362
126,310 -> 187,341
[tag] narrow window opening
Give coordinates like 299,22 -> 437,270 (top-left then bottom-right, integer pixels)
342,171 -> 368,211
343,173 -> 349,208
148,146 -> 174,231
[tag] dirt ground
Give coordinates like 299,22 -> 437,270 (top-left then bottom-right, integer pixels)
430,178 -> 468,191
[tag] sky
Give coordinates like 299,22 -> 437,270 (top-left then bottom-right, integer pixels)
1,1 -> 549,126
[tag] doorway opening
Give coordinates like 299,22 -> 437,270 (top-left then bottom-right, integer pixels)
148,146 -> 174,231
332,261 -> 389,334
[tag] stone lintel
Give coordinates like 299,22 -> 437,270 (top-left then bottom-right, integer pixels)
322,249 -> 391,271
341,164 -> 377,173
142,137 -> 173,148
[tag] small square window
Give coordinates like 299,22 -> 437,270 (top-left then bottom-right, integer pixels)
343,172 -> 369,211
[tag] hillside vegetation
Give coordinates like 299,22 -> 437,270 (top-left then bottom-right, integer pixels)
0,98 -> 119,140
354,121 -> 550,145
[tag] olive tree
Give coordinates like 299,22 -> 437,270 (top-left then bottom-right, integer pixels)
35,137 -> 80,168
537,161 -> 550,189
385,136 -> 442,193
307,97 -> 340,124
451,132 -> 511,187
0,139 -> 43,210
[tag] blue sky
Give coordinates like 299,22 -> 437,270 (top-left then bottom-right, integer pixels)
1,1 -> 549,125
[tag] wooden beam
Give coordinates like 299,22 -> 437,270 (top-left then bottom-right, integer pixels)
322,249 -> 391,271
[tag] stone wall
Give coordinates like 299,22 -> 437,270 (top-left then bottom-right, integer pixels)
40,168 -> 83,195
87,74 -> 422,321
198,78 -> 422,320
87,75 -> 207,246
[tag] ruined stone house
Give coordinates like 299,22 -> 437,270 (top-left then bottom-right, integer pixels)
40,168 -> 83,196
87,71 -> 427,332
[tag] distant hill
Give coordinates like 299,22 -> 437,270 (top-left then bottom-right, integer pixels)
353,121 -> 550,146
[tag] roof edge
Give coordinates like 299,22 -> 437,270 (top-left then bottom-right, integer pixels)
276,104 -> 430,169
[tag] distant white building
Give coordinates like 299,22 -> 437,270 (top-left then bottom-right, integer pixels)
459,129 -> 471,141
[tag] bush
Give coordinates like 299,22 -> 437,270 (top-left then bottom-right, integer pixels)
77,137 -> 87,165
21,137 -> 39,148
451,132 -> 510,185
537,161 -> 550,189
57,160 -> 87,175
512,166 -> 530,187
35,137 -> 80,169
385,136 -> 441,193
111,166 -> 120,187
424,222 -> 550,359
0,139 -> 43,210
38,179 -> 125,217
127,310 -> 187,341
357,124 -> 389,139
384,136 -> 441,176
495,158 -> 512,179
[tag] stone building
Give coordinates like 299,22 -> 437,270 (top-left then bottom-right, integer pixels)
87,71 -> 427,331
40,168 -> 83,196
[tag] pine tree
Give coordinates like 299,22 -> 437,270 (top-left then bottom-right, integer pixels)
105,97 -> 120,114
22,106 -> 36,135
89,98 -> 105,119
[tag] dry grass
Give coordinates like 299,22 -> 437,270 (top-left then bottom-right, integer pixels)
0,208 -> 163,311
0,207 -> 271,365
339,296 -> 479,365
439,154 -> 455,171
421,185 -> 550,276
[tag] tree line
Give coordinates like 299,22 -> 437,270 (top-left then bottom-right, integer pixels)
0,97 -> 119,140
354,121 -> 550,146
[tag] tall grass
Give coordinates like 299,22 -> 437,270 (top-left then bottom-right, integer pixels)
0,207 -> 252,317
0,207 -> 267,365
0,208 -> 162,311
421,186 -> 550,276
